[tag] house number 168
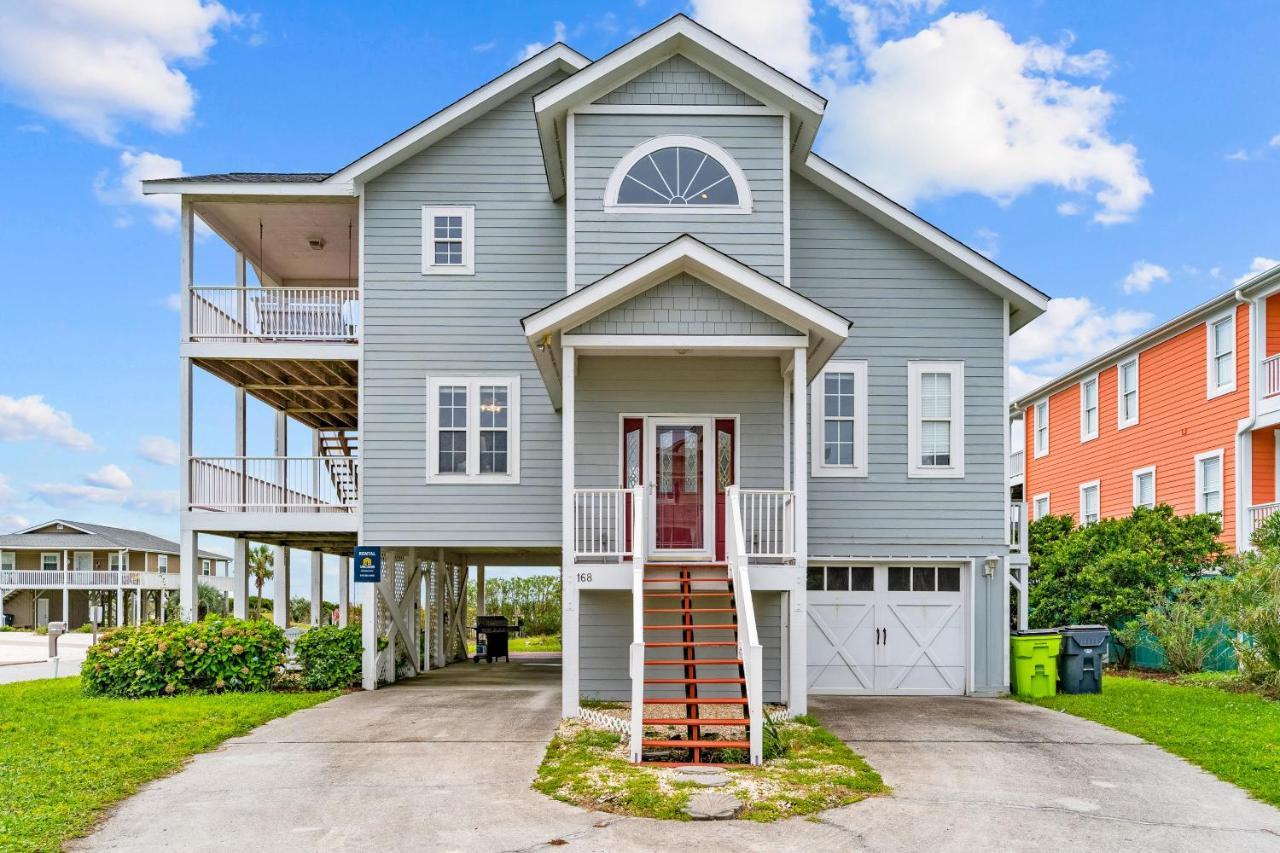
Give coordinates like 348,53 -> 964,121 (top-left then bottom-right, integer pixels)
575,572 -> 592,584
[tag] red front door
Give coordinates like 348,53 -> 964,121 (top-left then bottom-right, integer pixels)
654,424 -> 705,551
714,418 -> 736,561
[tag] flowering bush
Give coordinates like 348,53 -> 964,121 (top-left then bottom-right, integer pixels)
82,617 -> 288,698
293,625 -> 362,690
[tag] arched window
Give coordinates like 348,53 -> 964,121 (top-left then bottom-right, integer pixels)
604,135 -> 752,213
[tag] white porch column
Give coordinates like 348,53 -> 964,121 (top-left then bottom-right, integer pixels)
560,345 -> 579,717
434,549 -> 447,669
476,564 -> 485,617
360,558 -> 377,690
62,585 -> 69,627
272,547 -> 290,627
338,555 -> 350,627
134,588 -> 142,625
789,346 -> 808,715
232,538 -> 249,619
234,386 -> 247,511
179,529 -> 199,622
116,586 -> 125,627
310,550 -> 323,626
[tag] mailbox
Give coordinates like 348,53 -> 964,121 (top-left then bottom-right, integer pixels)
47,620 -> 66,658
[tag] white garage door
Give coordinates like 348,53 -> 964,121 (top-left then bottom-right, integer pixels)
806,564 -> 966,695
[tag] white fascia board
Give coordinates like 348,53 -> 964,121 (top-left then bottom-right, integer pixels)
333,45 -> 588,186
560,334 -> 809,350
12,519 -> 94,535
180,512 -> 360,534
799,154 -> 1049,332
522,236 -> 849,341
142,182 -> 353,197
180,342 -> 358,361
534,16 -> 825,198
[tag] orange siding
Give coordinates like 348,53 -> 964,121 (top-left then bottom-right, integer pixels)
1024,303 -> 1250,547
1255,428 -> 1276,505
1267,294 -> 1280,358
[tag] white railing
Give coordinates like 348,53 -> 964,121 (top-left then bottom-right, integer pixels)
726,486 -> 763,764
188,286 -> 359,343
1249,501 -> 1280,534
739,489 -> 794,561
573,489 -> 630,559
1009,450 -> 1025,480
189,456 -> 359,512
0,570 -> 180,589
1264,354 -> 1280,398
1009,500 -> 1028,553
627,485 -> 646,762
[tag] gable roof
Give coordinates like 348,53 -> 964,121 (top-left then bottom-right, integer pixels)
797,155 -> 1049,332
533,14 -> 827,198
0,520 -> 225,558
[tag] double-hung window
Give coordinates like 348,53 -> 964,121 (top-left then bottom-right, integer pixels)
1079,481 -> 1100,525
1195,450 -> 1224,515
108,552 -> 123,572
811,360 -> 868,477
426,376 -> 520,483
1080,374 -> 1099,441
41,553 -> 59,571
1132,466 -> 1155,509
1206,311 -> 1236,397
0,551 -> 13,573
1033,399 -> 1049,458
1032,493 -> 1051,520
908,361 -> 964,477
421,205 -> 475,275
1117,356 -> 1139,428
157,554 -> 169,574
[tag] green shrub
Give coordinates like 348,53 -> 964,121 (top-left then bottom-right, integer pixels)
1211,552 -> 1280,690
293,625 -> 362,690
762,711 -> 787,761
81,617 -> 287,698
1124,583 -> 1221,673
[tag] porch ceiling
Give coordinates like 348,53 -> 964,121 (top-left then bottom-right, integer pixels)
192,358 -> 358,430
194,199 -> 358,284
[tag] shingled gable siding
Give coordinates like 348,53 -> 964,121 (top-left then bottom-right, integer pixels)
791,174 -> 1008,695
361,76 -> 569,548
567,272 -> 797,336
573,112 -> 785,288
593,55 -> 764,107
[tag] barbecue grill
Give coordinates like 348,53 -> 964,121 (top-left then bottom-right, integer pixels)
471,615 -> 522,663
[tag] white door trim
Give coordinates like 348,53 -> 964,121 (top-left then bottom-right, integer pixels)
645,416 -> 716,561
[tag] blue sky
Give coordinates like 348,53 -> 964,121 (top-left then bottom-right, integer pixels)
0,1 -> 1276,591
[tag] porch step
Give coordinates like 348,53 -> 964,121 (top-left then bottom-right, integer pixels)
643,591 -> 732,598
653,697 -> 748,706
643,718 -> 750,726
642,577 -> 729,584
645,658 -> 743,666
645,677 -> 746,685
645,641 -> 737,647
644,623 -> 736,631
641,739 -> 750,749
643,607 -> 736,613
644,563 -> 727,569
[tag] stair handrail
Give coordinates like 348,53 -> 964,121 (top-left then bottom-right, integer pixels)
628,483 -> 647,762
726,485 -> 764,764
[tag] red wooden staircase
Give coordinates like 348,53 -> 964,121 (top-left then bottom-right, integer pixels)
638,562 -> 750,764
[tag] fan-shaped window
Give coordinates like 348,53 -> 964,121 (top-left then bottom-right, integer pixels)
605,135 -> 752,214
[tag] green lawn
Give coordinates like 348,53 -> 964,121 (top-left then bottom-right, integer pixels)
1022,675 -> 1280,806
467,634 -> 563,655
0,678 -> 336,852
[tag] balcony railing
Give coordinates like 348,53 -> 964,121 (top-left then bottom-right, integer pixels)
573,489 -> 631,559
1249,501 -> 1280,534
189,456 -> 359,513
1009,500 -> 1028,553
1009,450 -> 1025,480
0,570 -> 182,589
188,286 -> 359,343
1264,354 -> 1280,399
738,489 -> 794,561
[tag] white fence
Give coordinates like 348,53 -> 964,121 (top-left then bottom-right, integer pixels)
188,286 -> 359,342
572,489 -> 631,559
190,456 -> 359,512
1009,450 -> 1025,480
1009,500 -> 1028,553
0,570 -> 181,589
1264,354 -> 1280,398
738,489 -> 794,560
1250,501 -> 1280,534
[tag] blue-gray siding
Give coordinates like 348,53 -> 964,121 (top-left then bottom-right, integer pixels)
568,272 -> 796,336
593,55 -> 762,107
573,113 -> 785,287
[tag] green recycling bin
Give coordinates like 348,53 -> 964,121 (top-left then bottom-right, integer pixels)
1011,629 -> 1061,698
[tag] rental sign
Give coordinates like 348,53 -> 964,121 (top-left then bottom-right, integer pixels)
353,546 -> 381,583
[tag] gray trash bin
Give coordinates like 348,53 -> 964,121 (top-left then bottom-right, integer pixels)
1058,624 -> 1109,694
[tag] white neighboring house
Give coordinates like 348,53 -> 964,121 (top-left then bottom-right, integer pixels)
0,520 -> 230,629
144,15 -> 1048,765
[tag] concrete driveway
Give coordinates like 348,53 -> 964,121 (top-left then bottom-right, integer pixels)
74,660 -> 1280,853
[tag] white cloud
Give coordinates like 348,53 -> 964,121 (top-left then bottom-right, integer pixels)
691,0 -> 817,81
1271,133 -> 1280,148
1121,260 -> 1170,295
517,21 -> 568,62
1010,296 -> 1153,398
0,395 -> 96,450
1235,257 -> 1280,285
0,474 -> 16,504
85,463 -> 133,490
31,481 -> 178,516
136,435 -> 180,465
972,227 -> 998,260
472,39 -> 497,53
1056,201 -> 1082,216
0,0 -> 244,144
830,0 -> 946,56
94,150 -> 184,229
1225,148 -> 1250,162
821,13 -> 1151,224
0,514 -> 31,533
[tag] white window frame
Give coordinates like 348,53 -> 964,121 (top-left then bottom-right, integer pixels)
603,135 -> 753,215
0,551 -> 13,572
201,558 -> 211,576
425,376 -> 521,484
1079,480 -> 1101,526
1194,449 -> 1225,515
108,552 -> 123,572
421,205 -> 475,275
1206,310 -> 1236,398
1117,355 -> 1139,430
1033,398 -> 1049,458
1132,465 -> 1156,509
157,554 -> 169,574
811,360 -> 868,478
1032,493 -> 1051,520
907,361 -> 964,478
1079,373 -> 1099,442
73,551 -> 93,572
41,552 -> 59,571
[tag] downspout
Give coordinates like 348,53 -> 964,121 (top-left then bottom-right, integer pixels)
1235,289 -> 1256,552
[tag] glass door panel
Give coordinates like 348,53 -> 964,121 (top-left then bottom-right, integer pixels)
654,425 -> 704,550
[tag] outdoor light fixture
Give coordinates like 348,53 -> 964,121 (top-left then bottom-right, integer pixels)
983,555 -> 1000,578
307,236 -> 326,251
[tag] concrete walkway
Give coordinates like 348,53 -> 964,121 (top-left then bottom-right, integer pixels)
0,631 -> 90,684
75,660 -> 1280,852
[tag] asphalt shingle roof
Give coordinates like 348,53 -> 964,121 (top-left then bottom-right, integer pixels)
0,520 -> 225,559
155,172 -> 331,184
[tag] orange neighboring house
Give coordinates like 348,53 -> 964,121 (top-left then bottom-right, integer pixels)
1010,263 -> 1280,552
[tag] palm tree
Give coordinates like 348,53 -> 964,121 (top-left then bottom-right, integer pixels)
247,544 -> 274,620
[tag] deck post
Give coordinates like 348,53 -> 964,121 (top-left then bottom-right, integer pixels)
789,346 -> 808,716
272,547 -> 290,627
310,550 -> 323,626
179,529 -> 198,622
338,556 -> 350,627
476,564 -> 485,617
561,345 -> 579,717
360,560 -> 377,690
434,548 -> 447,668
232,537 -> 249,619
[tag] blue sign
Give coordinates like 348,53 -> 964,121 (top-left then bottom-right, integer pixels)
353,546 -> 381,583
